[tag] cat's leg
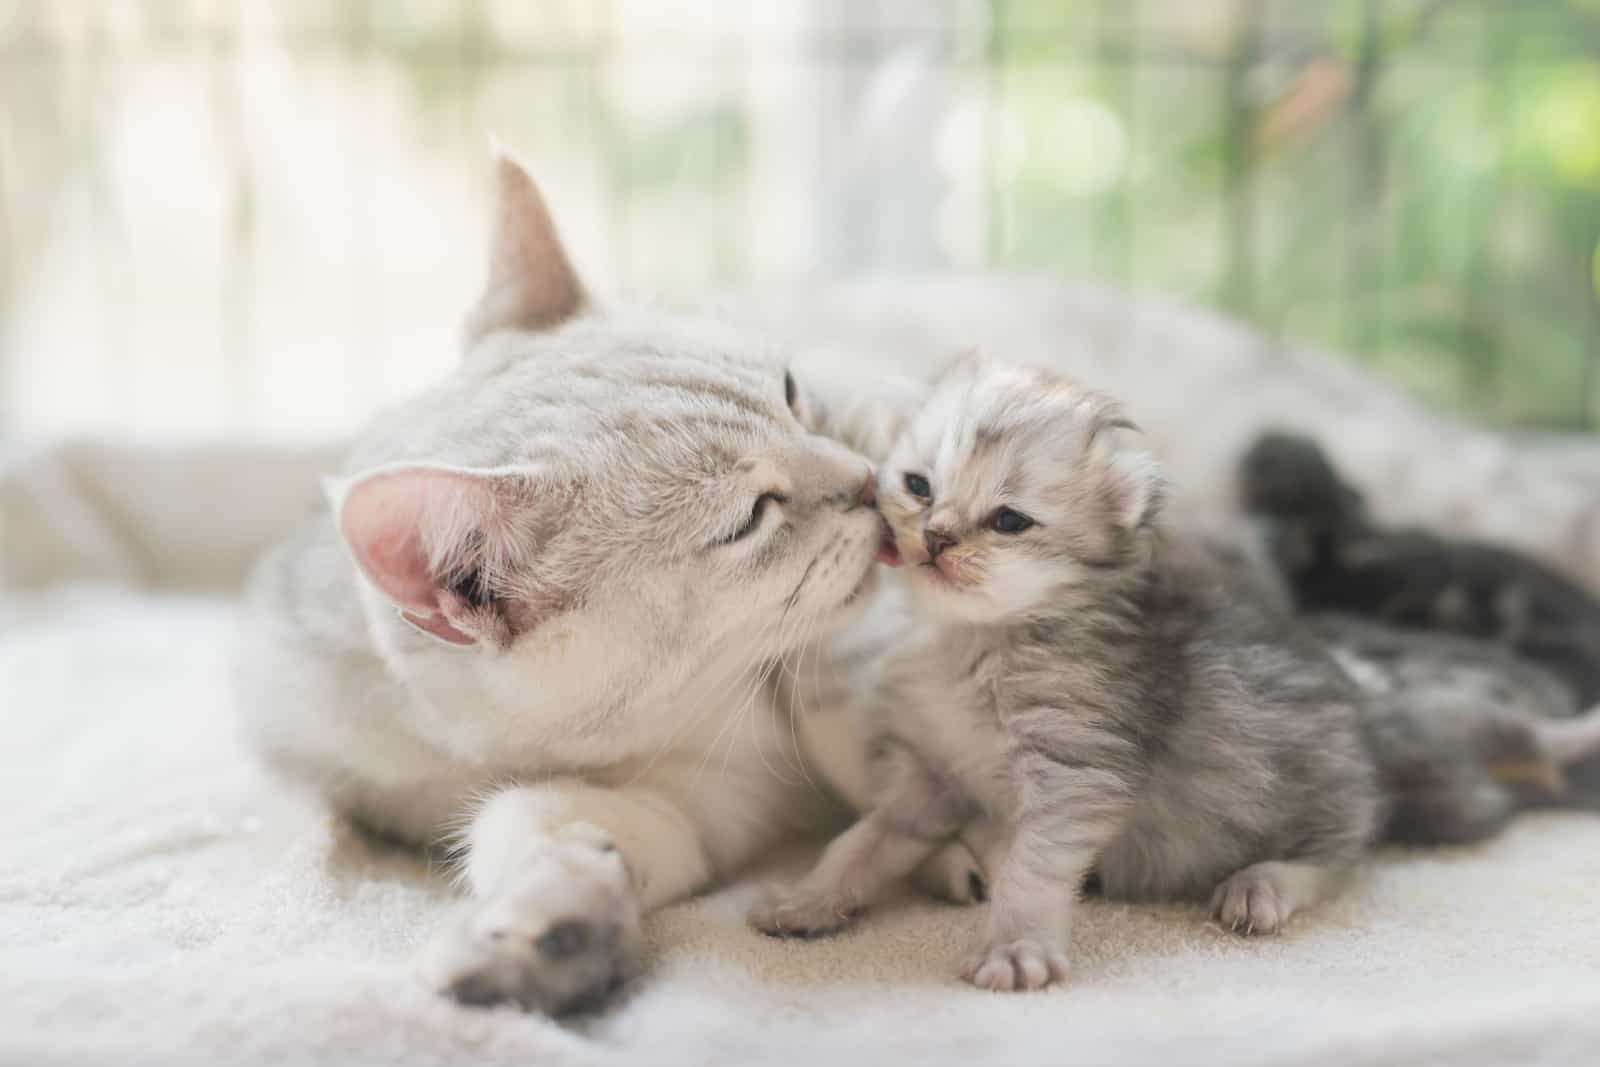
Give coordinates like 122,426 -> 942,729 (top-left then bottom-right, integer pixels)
422,779 -> 715,1013
1210,858 -> 1353,936
963,753 -> 1132,992
749,740 -> 973,937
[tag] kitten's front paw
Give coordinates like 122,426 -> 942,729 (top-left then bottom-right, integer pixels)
961,939 -> 1070,992
747,885 -> 863,938
1210,868 -> 1285,936
421,832 -> 639,1014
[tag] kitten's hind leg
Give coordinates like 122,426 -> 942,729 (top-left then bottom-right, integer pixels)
747,814 -> 942,937
750,740 -> 973,937
1209,859 -> 1349,936
911,817 -> 1008,905
912,839 -> 987,905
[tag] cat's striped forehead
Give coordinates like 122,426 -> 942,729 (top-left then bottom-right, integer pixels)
435,313 -> 797,476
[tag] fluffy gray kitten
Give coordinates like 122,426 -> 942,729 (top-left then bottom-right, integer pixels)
749,354 -> 1382,990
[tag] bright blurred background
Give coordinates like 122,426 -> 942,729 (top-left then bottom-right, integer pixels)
2,0 -> 1598,442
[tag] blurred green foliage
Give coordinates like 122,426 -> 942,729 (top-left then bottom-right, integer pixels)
7,0 -> 1592,431
991,0 -> 1600,429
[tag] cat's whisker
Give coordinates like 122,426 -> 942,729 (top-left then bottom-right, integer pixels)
695,618 -> 795,784
782,600 -> 828,790
690,622 -> 786,784
629,613 -> 776,791
719,653 -> 786,782
792,582 -> 841,784
771,607 -> 812,779
737,584 -> 833,787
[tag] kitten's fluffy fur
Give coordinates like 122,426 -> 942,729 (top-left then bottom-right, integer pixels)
750,357 -> 1382,990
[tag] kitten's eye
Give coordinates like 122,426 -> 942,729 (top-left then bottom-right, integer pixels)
903,473 -> 932,500
784,370 -> 799,415
989,507 -> 1035,534
723,492 -> 785,545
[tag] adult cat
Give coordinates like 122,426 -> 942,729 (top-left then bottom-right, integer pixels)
236,152 -> 918,1013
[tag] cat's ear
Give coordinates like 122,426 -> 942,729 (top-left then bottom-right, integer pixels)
463,144 -> 587,345
328,464 -> 565,648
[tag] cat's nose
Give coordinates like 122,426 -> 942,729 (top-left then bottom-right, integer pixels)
924,528 -> 958,560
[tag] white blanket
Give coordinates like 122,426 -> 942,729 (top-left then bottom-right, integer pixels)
5,587 -> 1600,1067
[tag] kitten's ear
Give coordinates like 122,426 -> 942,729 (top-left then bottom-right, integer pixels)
1092,433 -> 1164,533
463,145 -> 587,345
329,464 -> 564,648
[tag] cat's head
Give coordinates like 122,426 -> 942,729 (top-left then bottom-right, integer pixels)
327,151 -> 882,693
880,353 -> 1163,623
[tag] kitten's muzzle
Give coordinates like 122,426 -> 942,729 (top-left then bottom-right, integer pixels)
924,529 -> 958,561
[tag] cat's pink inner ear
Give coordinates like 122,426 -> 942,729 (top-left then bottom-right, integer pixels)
465,148 -> 586,343
338,469 -> 489,644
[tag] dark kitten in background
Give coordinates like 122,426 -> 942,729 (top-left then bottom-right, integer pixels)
1311,615 -> 1600,842
1211,531 -> 1600,844
1239,431 -> 1600,706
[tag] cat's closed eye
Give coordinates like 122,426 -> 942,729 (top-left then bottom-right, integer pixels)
720,492 -> 786,545
904,473 -> 932,500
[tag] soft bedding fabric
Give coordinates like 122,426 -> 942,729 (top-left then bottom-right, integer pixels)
5,588 -> 1600,1067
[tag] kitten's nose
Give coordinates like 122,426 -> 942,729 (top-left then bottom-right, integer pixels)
924,528 -> 958,561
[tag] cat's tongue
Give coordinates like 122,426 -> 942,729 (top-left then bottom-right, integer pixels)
876,525 -> 902,567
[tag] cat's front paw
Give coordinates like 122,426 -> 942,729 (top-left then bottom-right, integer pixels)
1210,868 -> 1287,936
961,939 -> 1070,992
421,833 -> 639,1014
747,884 -> 863,938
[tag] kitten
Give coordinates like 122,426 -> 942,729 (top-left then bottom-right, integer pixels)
1239,430 -> 1600,706
1311,615 -> 1600,841
749,355 -> 1382,990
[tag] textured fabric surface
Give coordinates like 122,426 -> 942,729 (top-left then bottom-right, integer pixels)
5,588 -> 1600,1067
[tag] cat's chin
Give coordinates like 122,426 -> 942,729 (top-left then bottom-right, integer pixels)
840,565 -> 879,608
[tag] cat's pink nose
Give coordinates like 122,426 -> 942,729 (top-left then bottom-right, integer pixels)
924,529 -> 958,560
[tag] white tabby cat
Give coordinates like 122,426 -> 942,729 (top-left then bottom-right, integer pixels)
235,153 -> 931,1013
